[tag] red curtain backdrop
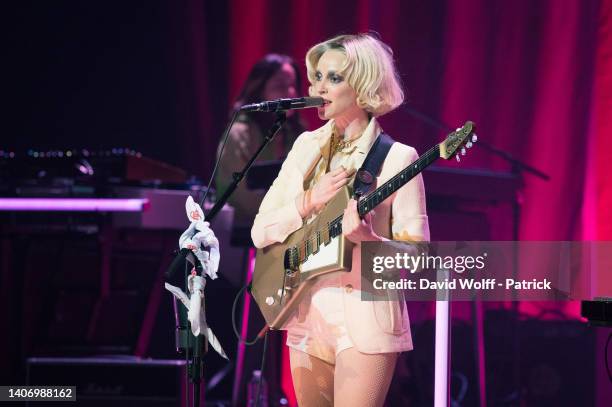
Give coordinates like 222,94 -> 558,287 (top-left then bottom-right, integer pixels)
593,2 -> 612,401
595,0 -> 612,243
172,1 -> 610,405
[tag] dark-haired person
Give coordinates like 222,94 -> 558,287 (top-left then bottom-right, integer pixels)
216,54 -> 306,225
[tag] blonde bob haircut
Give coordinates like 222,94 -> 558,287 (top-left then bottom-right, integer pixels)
305,33 -> 404,117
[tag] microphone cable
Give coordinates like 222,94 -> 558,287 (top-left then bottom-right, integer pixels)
231,284 -> 268,345
231,284 -> 271,407
198,109 -> 240,208
255,330 -> 269,407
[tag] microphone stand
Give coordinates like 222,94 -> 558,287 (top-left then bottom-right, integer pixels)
165,111 -> 287,407
165,248 -> 207,407
401,104 -> 549,181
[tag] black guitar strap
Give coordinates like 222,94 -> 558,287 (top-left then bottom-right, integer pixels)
353,132 -> 395,198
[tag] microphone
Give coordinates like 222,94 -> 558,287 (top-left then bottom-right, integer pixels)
240,97 -> 325,112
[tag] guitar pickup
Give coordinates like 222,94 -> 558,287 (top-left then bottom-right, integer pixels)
284,247 -> 299,271
298,244 -> 306,262
321,227 -> 331,246
311,233 -> 321,254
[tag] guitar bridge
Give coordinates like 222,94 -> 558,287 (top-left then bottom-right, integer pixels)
284,246 -> 299,271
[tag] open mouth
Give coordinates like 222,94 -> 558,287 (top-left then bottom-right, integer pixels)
317,99 -> 331,115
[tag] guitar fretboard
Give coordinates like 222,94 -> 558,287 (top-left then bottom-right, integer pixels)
328,143 -> 441,237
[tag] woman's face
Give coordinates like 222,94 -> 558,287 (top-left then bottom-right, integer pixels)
312,49 -> 360,121
262,63 -> 298,101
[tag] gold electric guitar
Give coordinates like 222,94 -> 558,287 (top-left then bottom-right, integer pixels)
251,121 -> 477,328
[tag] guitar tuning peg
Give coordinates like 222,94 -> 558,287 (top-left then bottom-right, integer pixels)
466,141 -> 473,148
472,134 -> 478,143
461,147 -> 466,156
456,155 -> 461,162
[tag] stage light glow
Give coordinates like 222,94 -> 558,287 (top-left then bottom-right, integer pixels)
0,198 -> 149,212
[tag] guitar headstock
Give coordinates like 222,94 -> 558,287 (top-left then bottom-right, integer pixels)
439,121 -> 477,162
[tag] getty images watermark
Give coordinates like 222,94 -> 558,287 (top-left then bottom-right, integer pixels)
360,241 -> 611,301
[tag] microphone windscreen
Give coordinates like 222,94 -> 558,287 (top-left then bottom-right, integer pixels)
303,97 -> 325,107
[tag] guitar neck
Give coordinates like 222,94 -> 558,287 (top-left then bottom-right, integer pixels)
327,144 -> 440,239
293,120 -> 473,267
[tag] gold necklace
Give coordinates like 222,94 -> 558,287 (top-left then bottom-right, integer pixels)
331,133 -> 360,153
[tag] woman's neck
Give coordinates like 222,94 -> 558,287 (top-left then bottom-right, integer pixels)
334,110 -> 370,141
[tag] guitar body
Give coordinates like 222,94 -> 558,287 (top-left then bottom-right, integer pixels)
251,186 -> 354,329
249,121 -> 475,330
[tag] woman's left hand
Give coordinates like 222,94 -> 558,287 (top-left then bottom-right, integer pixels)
342,199 -> 380,244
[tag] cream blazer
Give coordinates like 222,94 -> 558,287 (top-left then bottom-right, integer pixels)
251,118 -> 430,354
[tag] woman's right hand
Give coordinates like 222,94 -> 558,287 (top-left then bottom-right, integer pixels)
296,166 -> 354,218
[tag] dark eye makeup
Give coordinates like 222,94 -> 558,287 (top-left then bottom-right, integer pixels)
314,70 -> 343,83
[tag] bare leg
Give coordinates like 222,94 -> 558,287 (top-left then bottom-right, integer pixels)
334,348 -> 398,407
289,347 -> 335,406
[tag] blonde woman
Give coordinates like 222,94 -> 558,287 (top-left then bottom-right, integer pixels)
251,34 -> 429,406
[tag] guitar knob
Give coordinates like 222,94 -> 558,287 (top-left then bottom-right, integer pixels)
265,296 -> 275,306
472,134 -> 478,143
456,155 -> 461,162
466,141 -> 473,149
461,147 -> 466,156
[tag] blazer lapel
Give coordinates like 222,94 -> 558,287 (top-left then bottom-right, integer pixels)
294,120 -> 334,181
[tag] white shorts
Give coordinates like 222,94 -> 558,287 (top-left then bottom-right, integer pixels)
285,273 -> 354,364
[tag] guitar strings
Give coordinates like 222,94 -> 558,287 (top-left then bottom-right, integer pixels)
293,125 -> 472,264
